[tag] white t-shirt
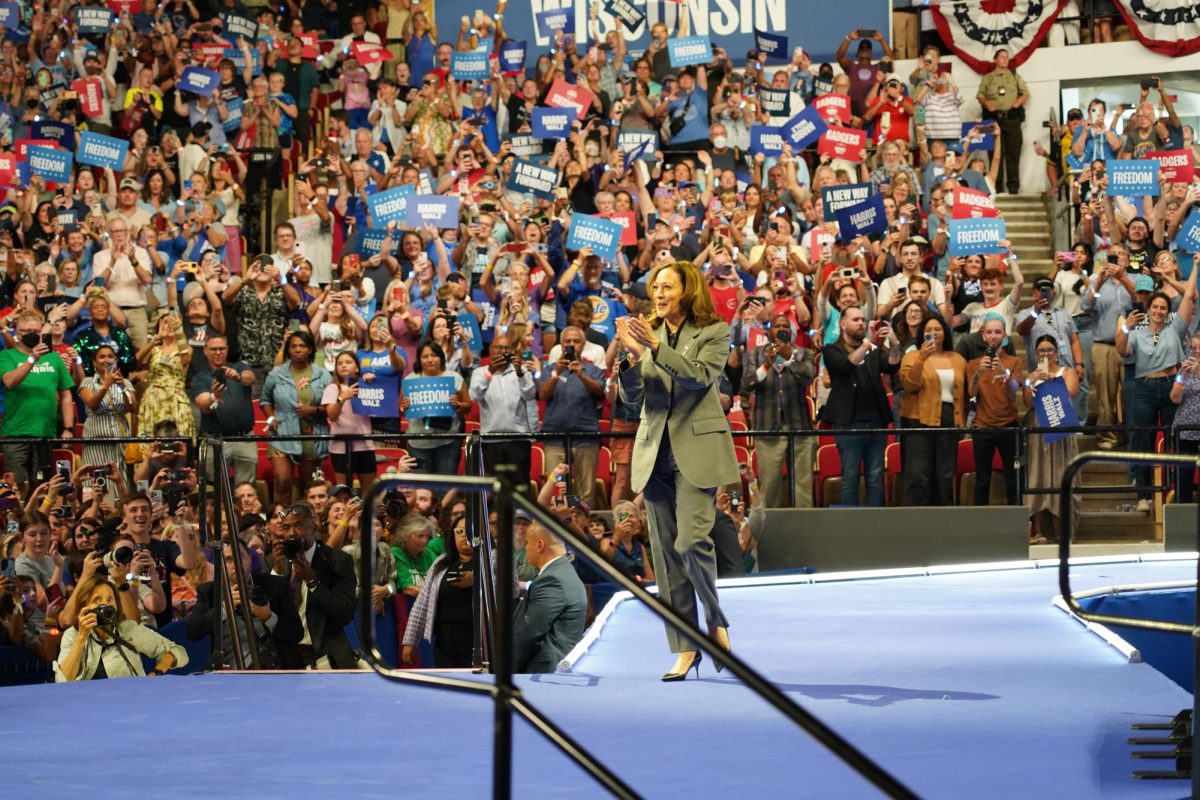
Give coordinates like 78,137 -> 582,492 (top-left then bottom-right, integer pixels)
877,272 -> 946,309
961,295 -> 1018,333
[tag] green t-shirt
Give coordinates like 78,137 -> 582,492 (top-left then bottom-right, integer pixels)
0,349 -> 74,437
391,535 -> 445,592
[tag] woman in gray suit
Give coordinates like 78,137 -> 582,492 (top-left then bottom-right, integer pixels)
615,260 -> 740,681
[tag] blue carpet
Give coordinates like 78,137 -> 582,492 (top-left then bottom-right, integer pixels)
1081,589 -> 1197,692
6,560 -> 1196,798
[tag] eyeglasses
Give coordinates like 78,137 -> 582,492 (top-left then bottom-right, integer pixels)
1035,348 -> 1057,355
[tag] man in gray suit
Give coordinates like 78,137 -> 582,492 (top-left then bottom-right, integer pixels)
513,524 -> 587,674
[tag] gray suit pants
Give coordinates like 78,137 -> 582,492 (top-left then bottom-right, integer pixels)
643,430 -> 728,654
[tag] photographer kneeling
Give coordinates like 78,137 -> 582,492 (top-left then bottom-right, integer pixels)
54,576 -> 188,681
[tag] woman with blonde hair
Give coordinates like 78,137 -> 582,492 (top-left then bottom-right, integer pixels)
309,289 -> 367,371
137,310 -> 195,439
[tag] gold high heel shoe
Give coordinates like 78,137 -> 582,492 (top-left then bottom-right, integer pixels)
661,650 -> 702,682
709,626 -> 731,673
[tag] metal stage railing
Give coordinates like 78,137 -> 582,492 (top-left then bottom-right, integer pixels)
354,467 -> 921,800
1058,451 -> 1200,796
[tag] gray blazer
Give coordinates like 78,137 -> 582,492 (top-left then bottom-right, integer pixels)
513,556 -> 587,674
619,318 -> 740,493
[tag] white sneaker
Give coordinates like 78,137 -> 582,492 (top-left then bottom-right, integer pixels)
1136,499 -> 1151,513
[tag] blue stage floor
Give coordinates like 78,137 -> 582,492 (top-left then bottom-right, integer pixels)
9,558 -> 1197,799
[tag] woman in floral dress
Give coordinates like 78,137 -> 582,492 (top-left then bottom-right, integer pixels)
137,312 -> 195,440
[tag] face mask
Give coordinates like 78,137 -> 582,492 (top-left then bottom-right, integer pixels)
712,136 -> 728,150
20,332 -> 39,349
538,62 -> 550,75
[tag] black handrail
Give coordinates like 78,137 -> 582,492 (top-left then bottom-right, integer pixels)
1057,450 -> 1200,799
208,439 -> 262,670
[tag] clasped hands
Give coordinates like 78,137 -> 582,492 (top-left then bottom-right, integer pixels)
615,315 -> 658,360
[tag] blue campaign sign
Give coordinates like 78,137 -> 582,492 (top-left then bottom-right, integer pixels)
1106,159 -> 1160,197
499,40 -> 527,73
604,0 -> 646,32
359,228 -> 400,256
452,50 -> 490,81
221,12 -> 258,42
367,185 -> 414,227
456,312 -> 483,355
749,125 -> 784,157
962,121 -> 994,153
617,130 -> 657,161
754,29 -> 788,63
948,217 -> 1007,256
0,3 -> 19,29
222,97 -> 243,134
1174,208 -> 1200,253
351,375 -> 399,418
835,195 -> 887,239
623,138 -> 652,172
74,6 -> 112,33
534,7 -> 574,38
507,133 -> 543,159
223,47 -> 262,77
668,36 -> 712,67
404,376 -> 458,419
31,119 -> 74,150
756,87 -> 791,118
566,213 -> 623,260
26,145 -> 72,183
179,66 -> 219,97
506,158 -> 559,200
77,131 -> 129,170
1032,376 -> 1079,444
782,105 -> 828,150
821,183 -> 874,216
405,195 -> 460,228
531,107 -> 573,140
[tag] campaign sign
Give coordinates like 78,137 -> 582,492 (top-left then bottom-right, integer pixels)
817,126 -> 866,162
600,211 -> 638,247
351,375 -> 399,418
566,214 -> 623,261
1032,376 -> 1079,444
617,131 -> 658,162
405,195 -> 460,228
107,0 -> 139,14
781,105 -> 827,150
0,153 -> 17,187
222,97 -> 243,134
506,158 -> 559,200
14,139 -> 55,160
193,43 -> 226,65
544,79 -> 594,119
223,47 -> 262,76
1148,149 -> 1195,184
297,32 -> 320,60
0,3 -> 19,28
30,120 -> 73,151
403,376 -> 457,419
531,107 -> 573,139
534,7 -> 574,38
508,134 -> 542,158
350,41 -> 391,65
366,185 -> 414,226
754,29 -> 787,62
812,77 -> 834,96
749,125 -> 784,157
74,6 -> 113,33
77,131 -> 129,170
821,183 -> 874,216
962,121 -> 995,153
950,186 -> 999,219
72,78 -> 104,116
26,145 -> 72,183
499,40 -> 526,73
359,228 -> 400,256
39,83 -> 65,107
835,195 -> 887,239
948,217 -> 1007,256
221,12 -> 258,42
756,87 -> 790,118
1106,159 -> 1160,197
452,50 -> 490,81
604,0 -> 646,31
623,138 -> 653,172
455,312 -> 483,354
668,35 -> 712,67
1175,208 -> 1200,253
179,66 -> 219,97
813,93 -> 851,125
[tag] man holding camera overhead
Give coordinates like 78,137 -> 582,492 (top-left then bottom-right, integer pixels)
538,326 -> 606,508
976,49 -> 1028,195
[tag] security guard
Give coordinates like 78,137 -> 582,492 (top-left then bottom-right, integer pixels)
976,49 -> 1029,195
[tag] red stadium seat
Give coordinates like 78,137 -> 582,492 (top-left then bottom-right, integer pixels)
815,443 -> 841,508
530,443 -> 545,483
884,441 -> 903,506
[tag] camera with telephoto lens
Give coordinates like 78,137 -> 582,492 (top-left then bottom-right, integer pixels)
282,538 -> 305,560
103,546 -> 134,573
250,584 -> 269,607
92,604 -> 119,629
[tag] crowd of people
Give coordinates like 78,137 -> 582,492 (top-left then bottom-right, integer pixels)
0,1 -> 1198,680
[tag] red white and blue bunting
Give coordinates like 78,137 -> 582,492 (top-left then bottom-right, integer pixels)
931,0 -> 1070,74
1112,0 -> 1200,58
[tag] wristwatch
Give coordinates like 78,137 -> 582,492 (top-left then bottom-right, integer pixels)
25,355 -> 35,365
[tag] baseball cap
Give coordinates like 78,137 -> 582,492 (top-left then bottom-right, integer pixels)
1134,275 -> 1155,293
622,281 -> 648,299
119,177 -> 141,191
330,484 -> 352,497
1034,278 -> 1054,291
191,121 -> 212,138
514,509 -> 533,522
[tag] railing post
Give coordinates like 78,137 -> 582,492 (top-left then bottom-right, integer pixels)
786,431 -> 797,508
492,464 -> 518,800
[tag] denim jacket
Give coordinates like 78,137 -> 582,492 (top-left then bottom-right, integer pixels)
261,362 -> 333,458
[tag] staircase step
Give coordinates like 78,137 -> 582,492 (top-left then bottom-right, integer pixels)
1076,511 -> 1158,538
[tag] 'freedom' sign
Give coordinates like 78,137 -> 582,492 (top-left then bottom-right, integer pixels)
817,126 -> 866,162
1174,208 -> 1200,253
366,185 -> 414,227
405,195 -> 460,228
668,35 -> 712,67
1105,159 -> 1160,197
531,107 -> 573,139
948,217 -> 1007,256
26,145 -> 73,183
835,195 -> 887,239
451,50 -> 490,80
821,183 -> 874,216
506,158 -> 559,200
781,105 -> 827,150
1148,149 -> 1194,184
179,66 -> 219,96
77,131 -> 130,170
749,125 -> 784,157
403,376 -> 457,419
566,213 -> 624,260
350,376 -> 399,418
950,186 -> 999,219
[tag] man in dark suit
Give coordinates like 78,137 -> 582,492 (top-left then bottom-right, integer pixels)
270,504 -> 358,669
187,539 -> 304,669
513,524 -> 587,674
